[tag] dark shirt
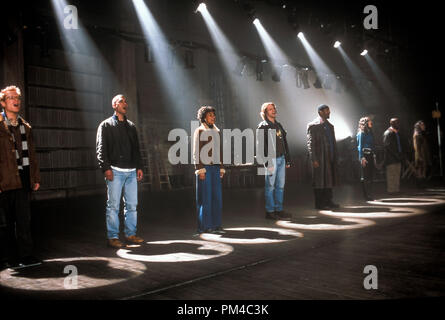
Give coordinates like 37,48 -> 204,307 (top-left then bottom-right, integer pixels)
269,121 -> 285,158
323,122 -> 335,162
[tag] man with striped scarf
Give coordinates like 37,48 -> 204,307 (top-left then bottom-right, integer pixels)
0,85 -> 41,270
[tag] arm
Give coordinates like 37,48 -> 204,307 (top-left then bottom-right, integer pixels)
280,123 -> 291,167
193,128 -> 206,179
96,123 -> 113,180
307,124 -> 318,167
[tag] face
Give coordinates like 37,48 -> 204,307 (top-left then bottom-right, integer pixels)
420,122 -> 426,131
392,119 -> 400,130
319,107 -> 330,119
368,120 -> 373,128
113,96 -> 128,115
265,104 -> 277,120
1,90 -> 21,114
205,111 -> 216,125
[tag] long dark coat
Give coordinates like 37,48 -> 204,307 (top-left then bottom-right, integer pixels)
307,118 -> 339,188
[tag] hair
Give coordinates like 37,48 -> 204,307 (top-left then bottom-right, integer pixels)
0,85 -> 21,102
112,94 -> 124,107
390,118 -> 399,127
358,116 -> 372,133
197,106 -> 216,123
260,102 -> 275,121
413,120 -> 425,136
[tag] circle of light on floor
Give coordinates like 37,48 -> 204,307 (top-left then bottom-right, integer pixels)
0,256 -> 147,291
199,227 -> 303,244
319,206 -> 426,218
116,240 -> 233,262
276,218 -> 376,230
367,197 -> 445,206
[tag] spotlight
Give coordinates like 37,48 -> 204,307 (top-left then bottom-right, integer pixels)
253,18 -> 260,25
334,41 -> 341,48
360,49 -> 368,56
297,32 -> 304,39
196,3 -> 206,13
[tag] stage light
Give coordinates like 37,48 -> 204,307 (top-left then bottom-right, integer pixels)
253,18 -> 260,25
297,32 -> 304,39
361,49 -> 368,56
334,41 -> 341,48
196,3 -> 206,13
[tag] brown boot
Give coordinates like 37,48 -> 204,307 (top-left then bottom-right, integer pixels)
107,238 -> 124,248
125,235 -> 144,244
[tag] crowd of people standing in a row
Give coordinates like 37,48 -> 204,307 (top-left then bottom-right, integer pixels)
0,84 -> 434,271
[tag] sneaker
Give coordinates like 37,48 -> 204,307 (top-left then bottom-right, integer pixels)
108,238 -> 124,248
11,256 -> 42,270
125,235 -> 144,244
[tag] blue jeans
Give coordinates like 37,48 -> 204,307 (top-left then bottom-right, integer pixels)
196,165 -> 222,233
105,169 -> 138,239
265,155 -> 286,213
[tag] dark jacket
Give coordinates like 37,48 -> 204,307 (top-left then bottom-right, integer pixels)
96,115 -> 143,172
383,128 -> 403,166
0,115 -> 40,192
307,117 -> 338,188
256,119 -> 291,167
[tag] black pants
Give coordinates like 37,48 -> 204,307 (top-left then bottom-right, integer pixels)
0,170 -> 33,262
313,188 -> 334,209
360,153 -> 375,199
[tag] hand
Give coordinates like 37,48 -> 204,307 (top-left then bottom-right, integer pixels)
105,169 -> 113,181
267,166 -> 275,174
33,183 -> 40,191
361,158 -> 368,167
285,164 -> 291,169
220,172 -> 224,179
313,161 -> 319,168
199,173 -> 206,180
137,169 -> 144,182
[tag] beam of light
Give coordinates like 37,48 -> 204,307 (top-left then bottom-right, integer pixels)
197,4 -> 245,77
364,53 -> 402,107
337,46 -> 376,102
0,257 -> 146,291
132,0 -> 197,115
276,218 -> 375,230
319,206 -> 426,219
253,19 -> 290,68
360,50 -> 368,56
333,41 -> 341,48
117,240 -> 233,262
50,0 -> 117,121
297,32 -> 357,140
199,227 -> 303,244
367,198 -> 445,206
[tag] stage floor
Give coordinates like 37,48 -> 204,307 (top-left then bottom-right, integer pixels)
1,180 -> 444,300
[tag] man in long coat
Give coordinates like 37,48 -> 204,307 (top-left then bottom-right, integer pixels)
307,105 -> 340,209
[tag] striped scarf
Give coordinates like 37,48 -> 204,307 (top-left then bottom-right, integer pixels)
1,112 -> 29,170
